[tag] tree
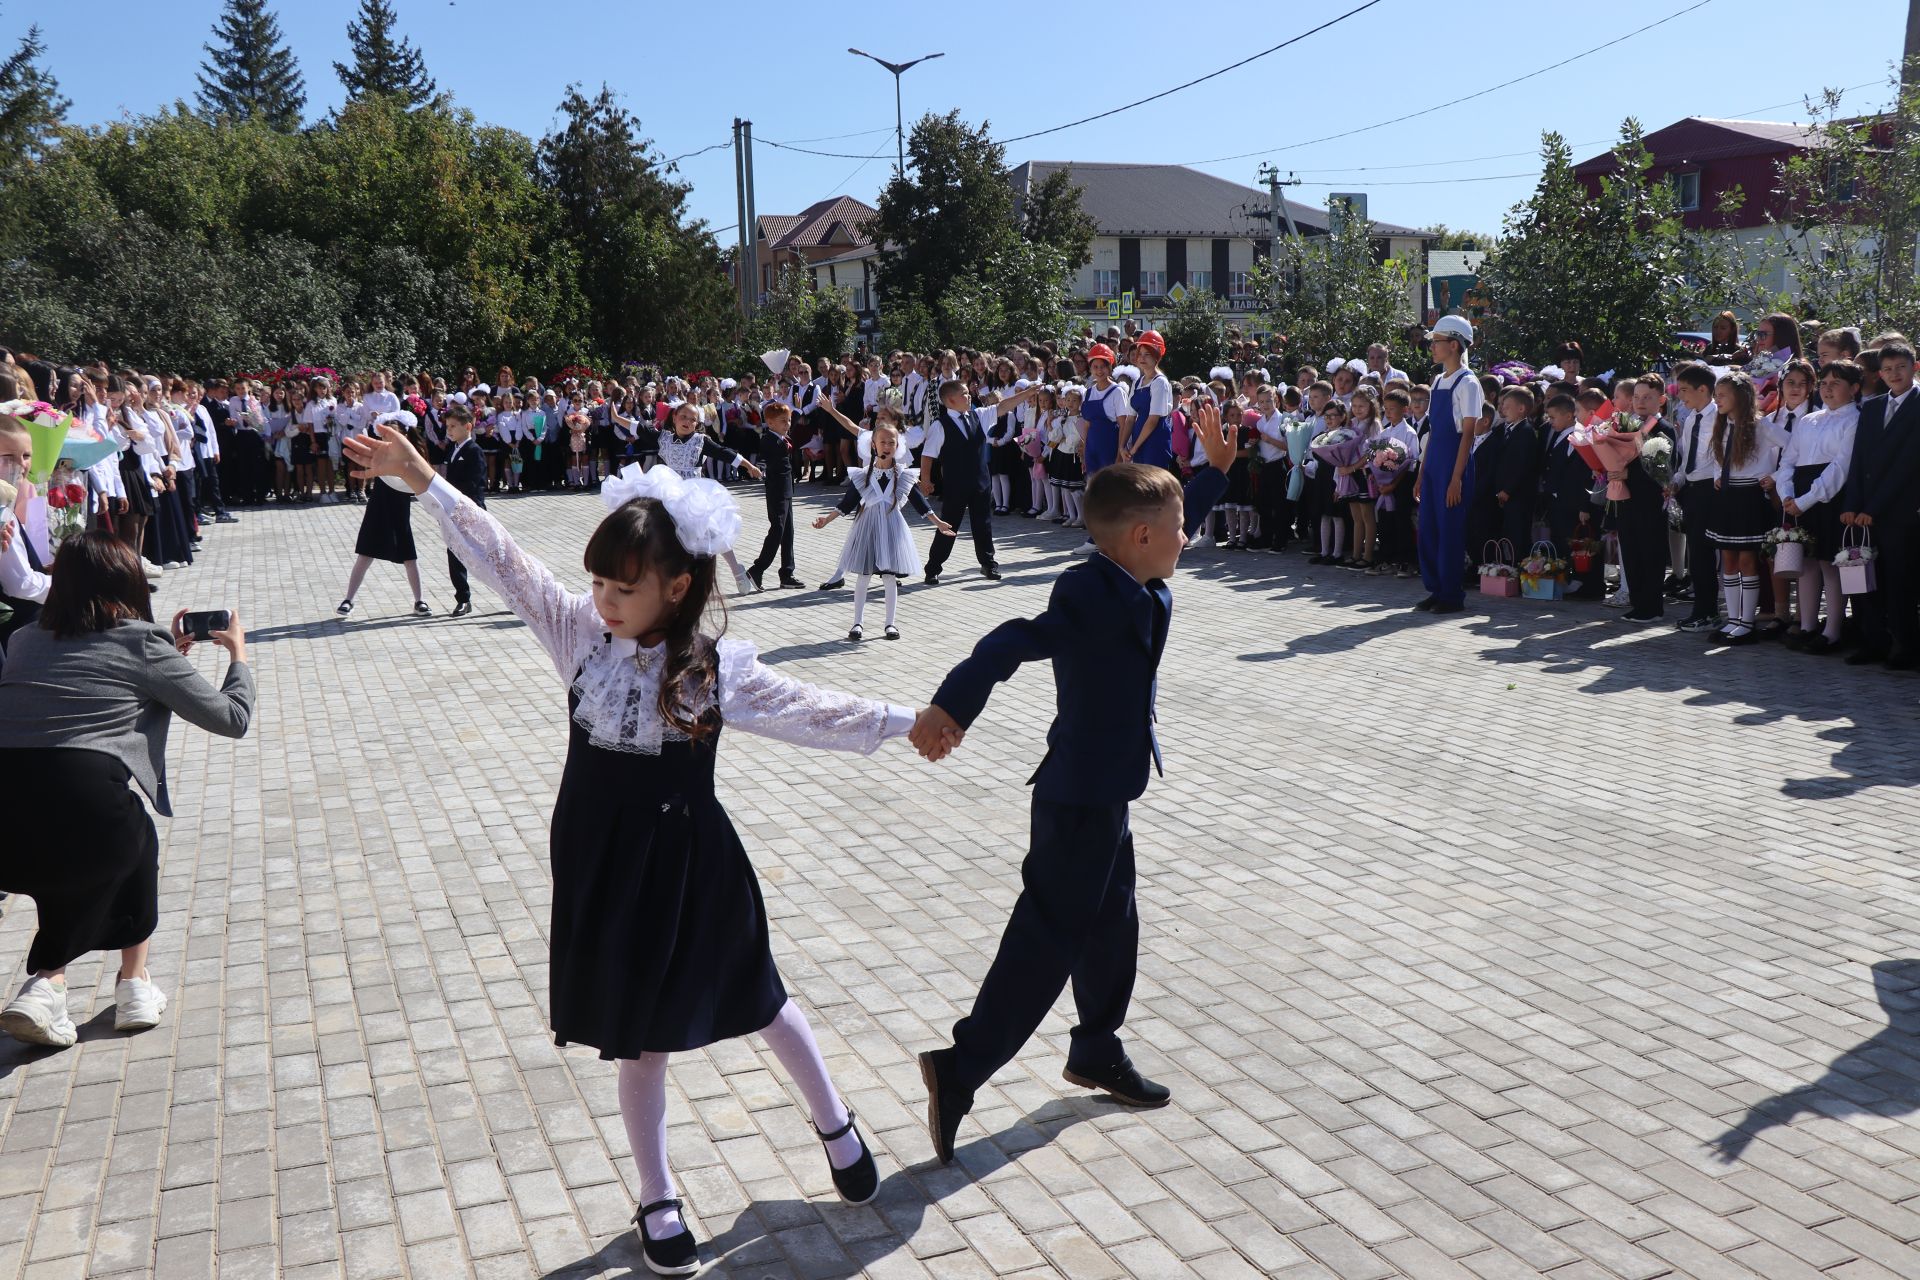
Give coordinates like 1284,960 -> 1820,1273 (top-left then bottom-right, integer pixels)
1021,166 -> 1098,270
1255,217 -> 1415,373
1418,224 -> 1495,252
334,0 -> 435,108
1481,123 -> 1731,371
0,16 -> 68,168
1160,286 -> 1226,380
739,266 -> 856,369
197,0 -> 306,132
1764,71 -> 1920,334
537,84 -> 734,368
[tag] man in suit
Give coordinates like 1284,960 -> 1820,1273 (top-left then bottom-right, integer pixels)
920,379 -> 1043,585
906,409 -> 1233,1165
1841,340 -> 1920,667
440,403 -> 486,617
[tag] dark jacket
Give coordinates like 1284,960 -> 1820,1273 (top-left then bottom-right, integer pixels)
445,437 -> 488,505
1844,391 -> 1920,524
933,408 -> 993,496
933,553 -> 1169,806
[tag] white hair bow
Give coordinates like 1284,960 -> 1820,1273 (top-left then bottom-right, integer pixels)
600,463 -> 741,558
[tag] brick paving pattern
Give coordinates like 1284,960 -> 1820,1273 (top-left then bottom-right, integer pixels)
2,481 -> 1918,1279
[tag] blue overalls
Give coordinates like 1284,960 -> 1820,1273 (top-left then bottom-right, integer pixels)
1417,369 -> 1475,606
1128,375 -> 1173,469
1081,382 -> 1122,475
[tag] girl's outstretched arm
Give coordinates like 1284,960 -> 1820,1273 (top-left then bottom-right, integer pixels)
716,636 -> 916,755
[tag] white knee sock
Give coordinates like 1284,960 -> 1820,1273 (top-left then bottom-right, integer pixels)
618,1055 -> 682,1237
1739,575 -> 1760,626
1332,521 -> 1347,558
757,999 -> 860,1167
1721,573 -> 1739,623
1319,515 -> 1335,553
853,576 -> 870,628
723,549 -> 746,584
884,577 -> 898,629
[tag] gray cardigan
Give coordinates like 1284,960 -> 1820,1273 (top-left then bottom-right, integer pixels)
0,620 -> 254,816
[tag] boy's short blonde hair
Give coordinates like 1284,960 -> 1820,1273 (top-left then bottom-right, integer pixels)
1083,463 -> 1181,542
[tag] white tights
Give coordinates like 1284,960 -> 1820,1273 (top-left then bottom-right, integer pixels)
852,575 -> 898,631
1798,562 -> 1845,641
619,998 -> 857,1239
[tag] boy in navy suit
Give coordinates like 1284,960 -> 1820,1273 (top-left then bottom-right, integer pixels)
440,403 -> 486,616
908,407 -> 1231,1163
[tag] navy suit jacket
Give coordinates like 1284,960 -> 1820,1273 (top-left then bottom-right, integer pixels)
1844,391 -> 1920,524
445,438 -> 488,505
933,553 -> 1169,806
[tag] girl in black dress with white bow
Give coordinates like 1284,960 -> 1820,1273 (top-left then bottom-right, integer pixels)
345,423 -> 915,1276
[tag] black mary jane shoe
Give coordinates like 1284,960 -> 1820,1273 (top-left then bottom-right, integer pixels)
816,1112 -> 879,1205
633,1198 -> 700,1276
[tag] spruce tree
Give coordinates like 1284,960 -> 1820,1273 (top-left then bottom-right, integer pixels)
196,0 -> 306,132
334,0 -> 435,108
0,20 -> 69,165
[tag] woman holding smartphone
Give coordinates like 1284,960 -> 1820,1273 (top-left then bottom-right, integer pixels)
0,530 -> 253,1047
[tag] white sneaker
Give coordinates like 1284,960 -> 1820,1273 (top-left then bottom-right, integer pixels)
1,976 -> 77,1047
113,974 -> 168,1032
142,559 -> 165,578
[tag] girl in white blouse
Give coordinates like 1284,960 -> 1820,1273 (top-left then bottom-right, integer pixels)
1771,360 -> 1862,653
342,423 -> 918,1274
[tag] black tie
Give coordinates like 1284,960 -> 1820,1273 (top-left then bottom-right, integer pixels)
1684,410 -> 1704,476
21,528 -> 45,573
967,410 -> 981,440
1783,410 -> 1795,434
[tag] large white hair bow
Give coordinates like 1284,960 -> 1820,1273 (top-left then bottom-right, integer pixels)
600,463 -> 741,558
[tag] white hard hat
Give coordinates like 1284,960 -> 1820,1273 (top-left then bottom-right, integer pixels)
1425,315 -> 1474,347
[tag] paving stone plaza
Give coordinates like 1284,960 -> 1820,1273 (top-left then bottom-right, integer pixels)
3,483 -> 1919,1280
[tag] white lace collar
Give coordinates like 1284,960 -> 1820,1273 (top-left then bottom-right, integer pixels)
569,633 -> 756,755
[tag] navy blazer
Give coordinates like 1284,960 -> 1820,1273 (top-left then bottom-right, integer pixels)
933,553 -> 1169,806
445,438 -> 488,505
1843,391 -> 1920,523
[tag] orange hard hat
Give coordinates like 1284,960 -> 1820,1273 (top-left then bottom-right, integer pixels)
1086,343 -> 1116,366
1134,330 -> 1166,359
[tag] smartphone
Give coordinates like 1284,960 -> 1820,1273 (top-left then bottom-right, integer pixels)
180,610 -> 230,641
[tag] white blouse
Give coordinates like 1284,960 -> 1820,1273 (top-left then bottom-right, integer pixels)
1716,416 -> 1790,482
418,477 -> 913,756
1773,402 -> 1858,510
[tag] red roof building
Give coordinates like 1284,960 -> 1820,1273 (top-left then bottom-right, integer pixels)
1572,117 -> 1824,230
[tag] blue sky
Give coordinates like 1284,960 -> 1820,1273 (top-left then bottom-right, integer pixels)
28,0 -> 1910,243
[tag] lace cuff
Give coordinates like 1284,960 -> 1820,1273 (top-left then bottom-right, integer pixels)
717,636 -> 910,755
422,476 -> 599,677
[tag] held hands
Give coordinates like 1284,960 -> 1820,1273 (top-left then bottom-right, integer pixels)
909,705 -> 964,762
342,423 -> 434,493
745,462 -> 765,479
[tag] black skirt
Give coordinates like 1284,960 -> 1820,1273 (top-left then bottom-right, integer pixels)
548,696 -> 784,1059
1225,458 -> 1253,506
0,748 -> 159,973
354,480 -> 418,562
1790,463 -> 1843,561
1709,478 -> 1773,547
118,454 -> 154,519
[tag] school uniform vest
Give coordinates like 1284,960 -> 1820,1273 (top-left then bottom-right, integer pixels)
938,409 -> 992,495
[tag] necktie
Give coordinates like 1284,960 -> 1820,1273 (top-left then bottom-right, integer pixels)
1684,410 -> 1704,476
1783,410 -> 1796,435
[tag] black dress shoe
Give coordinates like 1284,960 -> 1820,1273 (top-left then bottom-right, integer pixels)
923,571 -> 941,586
1846,647 -> 1888,666
980,566 -> 1002,580
819,578 -> 845,591
633,1198 -> 699,1276
1429,601 -> 1465,615
777,576 -> 807,590
816,1112 -> 879,1205
1412,596 -> 1436,612
1063,1058 -> 1171,1109
451,601 -> 472,618
746,566 -> 766,592
1800,634 -> 1836,654
917,1049 -> 972,1165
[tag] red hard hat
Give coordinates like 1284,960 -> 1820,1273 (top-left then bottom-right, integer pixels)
1086,343 -> 1116,366
1134,329 -> 1166,359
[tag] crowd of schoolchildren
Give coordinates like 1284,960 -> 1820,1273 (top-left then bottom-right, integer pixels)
9,304 -> 1919,670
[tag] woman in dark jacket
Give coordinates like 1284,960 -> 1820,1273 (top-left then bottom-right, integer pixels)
0,532 -> 253,1047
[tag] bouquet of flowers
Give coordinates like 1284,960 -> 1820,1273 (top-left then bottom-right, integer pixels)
1835,538 -> 1876,566
1638,433 -> 1673,488
41,460 -> 87,551
1764,525 -> 1812,553
1364,438 -> 1410,510
0,399 -> 116,485
1568,535 -> 1602,574
1765,522 -> 1812,571
1310,426 -> 1366,499
1520,547 -> 1567,581
1284,415 -> 1315,501
1569,413 -> 1647,501
1665,495 -> 1685,529
554,364 -> 603,384
1489,359 -> 1538,387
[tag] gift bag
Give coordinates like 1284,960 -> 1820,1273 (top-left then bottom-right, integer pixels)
1520,541 -> 1566,601
1479,540 -> 1519,598
1838,527 -> 1877,595
1772,538 -> 1804,574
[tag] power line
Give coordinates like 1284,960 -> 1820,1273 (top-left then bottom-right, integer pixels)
758,137 -> 896,160
660,138 -> 731,167
997,1 -> 1383,146
1289,172 -> 1537,187
770,126 -> 894,145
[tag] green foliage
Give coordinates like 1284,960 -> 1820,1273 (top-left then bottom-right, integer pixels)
1765,69 -> 1920,334
740,266 -> 856,372
196,0 -> 306,132
335,0 -> 435,109
1481,123 -> 1740,371
1254,217 -> 1415,373
879,296 -> 939,354
1160,287 -> 1226,380
1418,223 -> 1495,252
866,111 -> 1085,349
1021,167 -> 1098,270
0,18 -> 67,171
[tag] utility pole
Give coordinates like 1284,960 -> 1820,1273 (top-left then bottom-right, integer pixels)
741,120 -> 759,317
733,119 -> 750,316
1893,0 -> 1920,292
850,49 -> 945,177
1255,164 -> 1302,302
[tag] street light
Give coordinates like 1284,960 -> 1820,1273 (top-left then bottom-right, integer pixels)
848,48 -> 945,178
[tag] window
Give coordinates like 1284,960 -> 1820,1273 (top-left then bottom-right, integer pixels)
1670,171 -> 1700,211
1139,270 -> 1167,297
1189,270 -> 1212,294
1228,271 -> 1252,298
1827,156 -> 1858,203
1093,269 -> 1120,298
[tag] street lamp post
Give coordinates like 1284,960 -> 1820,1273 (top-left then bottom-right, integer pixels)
848,48 -> 945,177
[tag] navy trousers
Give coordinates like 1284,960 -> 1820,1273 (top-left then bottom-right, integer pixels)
950,798 -> 1138,1094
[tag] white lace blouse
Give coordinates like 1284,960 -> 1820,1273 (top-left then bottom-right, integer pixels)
419,477 -> 914,755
